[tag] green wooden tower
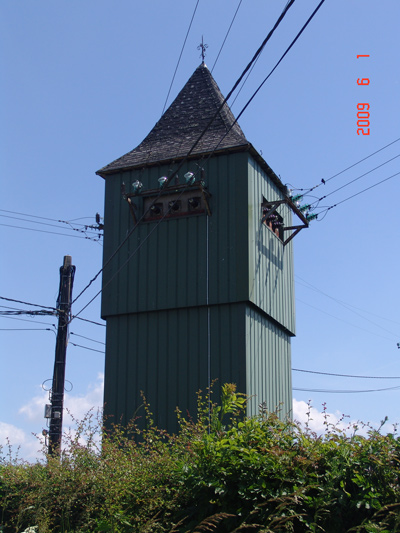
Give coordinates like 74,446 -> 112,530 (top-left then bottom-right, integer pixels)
97,63 -> 308,431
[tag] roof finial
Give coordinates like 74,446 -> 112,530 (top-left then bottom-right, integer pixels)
197,36 -> 208,65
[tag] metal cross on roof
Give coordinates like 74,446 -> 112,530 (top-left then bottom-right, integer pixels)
197,36 -> 208,64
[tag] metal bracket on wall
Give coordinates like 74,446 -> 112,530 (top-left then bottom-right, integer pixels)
124,182 -> 211,222
262,198 -> 309,246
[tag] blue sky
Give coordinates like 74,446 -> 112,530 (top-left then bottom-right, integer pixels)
1,0 -> 399,459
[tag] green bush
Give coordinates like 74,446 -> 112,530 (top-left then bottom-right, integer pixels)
1,385 -> 399,532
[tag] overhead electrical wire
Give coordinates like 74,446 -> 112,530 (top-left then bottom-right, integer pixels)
0,296 -> 57,312
0,208 -> 103,243
310,153 -> 400,206
230,0 -> 302,108
315,170 -> 400,220
295,136 -> 400,194
70,342 -> 105,354
0,309 -> 56,317
296,277 -> 400,327
161,0 -> 201,115
227,0 -> 327,137
211,0 -> 243,73
197,0 -> 327,170
70,332 -> 105,345
296,298 -> 397,342
293,368 -> 400,380
295,276 -> 400,336
293,385 -> 400,394
0,223 -> 102,242
0,327 -> 55,334
0,315 -> 57,328
0,213 -> 100,234
0,208 -> 101,231
71,0 -> 299,311
73,316 -> 106,327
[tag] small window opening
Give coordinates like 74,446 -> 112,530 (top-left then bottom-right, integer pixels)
188,196 -> 201,211
150,203 -> 163,217
168,200 -> 181,213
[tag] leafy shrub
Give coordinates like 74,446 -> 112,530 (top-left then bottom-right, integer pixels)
1,385 -> 399,532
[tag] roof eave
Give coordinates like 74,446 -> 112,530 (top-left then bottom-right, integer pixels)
96,143 -> 251,179
96,142 -> 287,195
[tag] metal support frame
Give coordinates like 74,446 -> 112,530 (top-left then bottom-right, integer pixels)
123,182 -> 212,222
262,198 -> 309,246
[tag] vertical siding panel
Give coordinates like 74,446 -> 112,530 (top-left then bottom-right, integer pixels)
103,316 -> 118,422
166,219 -> 178,309
247,156 -> 295,335
146,311 -> 159,424
245,305 -> 292,421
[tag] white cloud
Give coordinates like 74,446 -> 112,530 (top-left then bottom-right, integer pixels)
1,374 -> 104,462
292,398 -> 372,437
18,390 -> 48,423
0,421 -> 44,462
63,372 -> 104,428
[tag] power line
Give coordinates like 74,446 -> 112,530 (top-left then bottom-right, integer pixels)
211,0 -> 243,72
316,170 -> 400,219
296,298 -> 396,342
0,208 -> 101,230
293,368 -> 400,380
298,136 -> 400,194
161,0 -> 201,116
0,315 -> 57,328
71,0 -> 298,310
0,213 -> 100,235
311,153 -> 400,206
70,342 -> 105,354
0,327 -> 55,333
0,296 -> 57,312
72,316 -> 106,327
293,385 -> 400,394
0,309 -> 56,317
229,0 -> 302,108
0,222 -> 102,242
234,0 -> 326,126
295,276 -> 400,336
0,208 -> 68,224
199,0 -> 327,169
70,332 -> 105,345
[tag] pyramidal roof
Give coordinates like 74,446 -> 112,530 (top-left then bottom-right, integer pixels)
97,63 -> 249,176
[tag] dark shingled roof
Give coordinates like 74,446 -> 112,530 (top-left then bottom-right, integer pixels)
97,63 -> 249,176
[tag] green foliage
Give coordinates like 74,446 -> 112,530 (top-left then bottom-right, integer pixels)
1,385 -> 400,532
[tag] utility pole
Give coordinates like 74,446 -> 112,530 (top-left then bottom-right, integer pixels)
48,255 -> 76,456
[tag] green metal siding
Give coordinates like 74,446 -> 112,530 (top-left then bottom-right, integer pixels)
101,150 -> 295,432
104,307 -> 209,431
104,303 -> 248,432
247,157 -> 296,335
104,301 -> 291,429
245,305 -> 292,420
101,152 -> 250,319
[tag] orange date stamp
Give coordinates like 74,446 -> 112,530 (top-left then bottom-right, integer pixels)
356,54 -> 370,136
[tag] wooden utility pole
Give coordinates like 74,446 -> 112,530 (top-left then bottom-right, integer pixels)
48,255 -> 76,455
